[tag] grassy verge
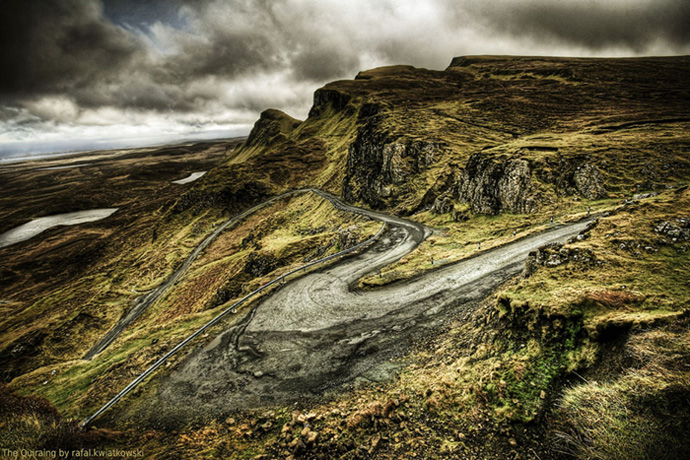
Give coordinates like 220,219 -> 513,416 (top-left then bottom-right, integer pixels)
7,192 -> 378,419
360,197 -> 619,288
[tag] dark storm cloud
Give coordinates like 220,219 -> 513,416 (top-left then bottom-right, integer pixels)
168,28 -> 281,79
0,0 -> 142,94
66,77 -> 195,112
3,0 -> 690,102
291,41 -> 362,81
2,0 -> 689,158
472,0 -> 690,51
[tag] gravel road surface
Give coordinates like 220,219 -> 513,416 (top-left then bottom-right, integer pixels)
150,202 -> 591,423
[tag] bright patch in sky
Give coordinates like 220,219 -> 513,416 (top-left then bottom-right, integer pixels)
1,0 -> 688,159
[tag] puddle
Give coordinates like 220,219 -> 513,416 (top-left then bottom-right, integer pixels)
172,171 -> 206,184
0,208 -> 119,249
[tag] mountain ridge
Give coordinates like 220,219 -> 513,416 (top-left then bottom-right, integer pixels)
205,55 -> 689,218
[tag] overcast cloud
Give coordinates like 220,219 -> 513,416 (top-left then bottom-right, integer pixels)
1,0 -> 689,158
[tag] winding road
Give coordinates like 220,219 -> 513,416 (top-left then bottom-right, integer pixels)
85,188 -> 593,426
151,192 -> 591,424
84,189 -> 319,359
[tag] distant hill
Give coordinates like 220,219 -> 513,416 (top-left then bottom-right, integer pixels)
193,55 -> 690,221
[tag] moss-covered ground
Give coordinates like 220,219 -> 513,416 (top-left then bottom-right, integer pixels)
2,56 -> 689,459
6,192 -> 377,421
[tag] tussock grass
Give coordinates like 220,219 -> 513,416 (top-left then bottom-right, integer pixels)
552,317 -> 690,460
0,383 -> 111,454
10,192 -> 376,419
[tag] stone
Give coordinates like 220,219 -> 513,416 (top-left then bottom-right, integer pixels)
573,163 -> 607,199
431,196 -> 454,214
654,219 -> 690,241
457,154 -> 536,215
305,431 -> 319,444
288,438 -> 305,453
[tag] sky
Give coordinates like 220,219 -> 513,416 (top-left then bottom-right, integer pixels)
1,0 -> 689,160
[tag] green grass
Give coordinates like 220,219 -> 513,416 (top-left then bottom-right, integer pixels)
552,317 -> 690,459
9,191 -> 377,418
501,191 -> 690,320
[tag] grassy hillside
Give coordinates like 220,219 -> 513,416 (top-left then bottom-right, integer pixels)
86,187 -> 686,460
2,55 -> 689,459
6,192 -> 377,419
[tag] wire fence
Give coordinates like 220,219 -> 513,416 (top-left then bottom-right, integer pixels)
81,204 -> 385,428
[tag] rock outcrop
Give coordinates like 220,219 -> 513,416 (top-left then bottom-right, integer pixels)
308,88 -> 352,118
344,137 -> 609,215
457,154 -> 537,215
654,218 -> 690,241
523,243 -> 598,278
342,117 -> 446,209
534,158 -> 607,200
573,164 -> 607,199
454,153 -> 607,216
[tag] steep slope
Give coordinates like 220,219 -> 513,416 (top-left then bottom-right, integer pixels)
201,56 -> 690,219
3,56 -> 689,460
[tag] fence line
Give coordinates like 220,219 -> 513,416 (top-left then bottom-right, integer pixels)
81,203 -> 385,427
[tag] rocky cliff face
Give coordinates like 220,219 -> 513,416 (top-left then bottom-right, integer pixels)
343,125 -> 609,215
342,116 -> 447,210
457,154 -> 537,214
534,158 -> 607,200
455,153 -> 607,215
308,88 -> 353,118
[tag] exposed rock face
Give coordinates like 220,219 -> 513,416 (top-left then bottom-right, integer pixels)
341,121 -> 389,208
382,141 -> 441,184
308,88 -> 352,117
455,154 -> 607,216
416,170 -> 457,214
536,159 -> 607,200
337,226 -> 363,248
342,118 -> 446,209
343,135 -> 608,215
573,164 -> 607,199
431,196 -> 454,214
244,251 -> 277,277
457,154 -> 537,215
654,218 -> 690,241
523,243 -> 598,277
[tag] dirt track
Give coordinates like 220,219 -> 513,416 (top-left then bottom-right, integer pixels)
149,197 -> 592,423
